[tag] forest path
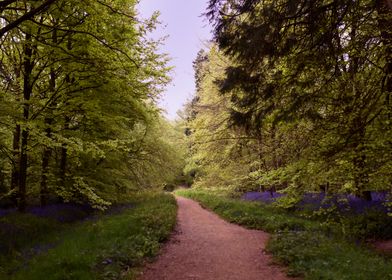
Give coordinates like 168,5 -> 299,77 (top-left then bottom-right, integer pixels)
139,196 -> 290,280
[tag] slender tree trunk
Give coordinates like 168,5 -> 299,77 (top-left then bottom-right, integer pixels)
0,169 -> 5,193
256,131 -> 264,192
60,35 -> 72,189
60,112 -> 70,188
60,129 -> 68,188
40,121 -> 52,206
40,147 -> 51,206
10,66 -> 21,204
40,27 -> 57,207
18,31 -> 33,212
60,145 -> 66,183
352,127 -> 370,200
11,125 -> 20,192
19,132 -> 28,212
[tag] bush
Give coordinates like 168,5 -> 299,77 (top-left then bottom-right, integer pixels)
267,232 -> 392,279
162,183 -> 176,192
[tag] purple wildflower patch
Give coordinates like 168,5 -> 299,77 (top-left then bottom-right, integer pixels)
27,203 -> 93,223
242,191 -> 284,203
242,191 -> 391,214
0,208 -> 16,217
0,201 -> 135,222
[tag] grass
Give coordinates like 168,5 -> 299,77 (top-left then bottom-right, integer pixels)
0,192 -> 177,280
176,188 -> 392,280
176,188 -> 316,232
0,212 -> 64,253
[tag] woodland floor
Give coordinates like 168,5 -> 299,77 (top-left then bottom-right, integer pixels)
139,196 -> 291,280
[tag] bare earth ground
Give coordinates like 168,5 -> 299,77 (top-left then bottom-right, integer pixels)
139,196 -> 291,280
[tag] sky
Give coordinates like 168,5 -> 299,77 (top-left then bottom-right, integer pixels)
137,0 -> 212,120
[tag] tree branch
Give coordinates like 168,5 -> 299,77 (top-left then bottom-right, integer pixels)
0,0 -> 57,38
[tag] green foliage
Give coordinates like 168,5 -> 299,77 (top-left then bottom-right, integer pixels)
186,0 -> 392,199
0,192 -> 177,280
0,0 -> 184,209
184,46 -> 256,191
268,232 -> 392,279
306,206 -> 392,240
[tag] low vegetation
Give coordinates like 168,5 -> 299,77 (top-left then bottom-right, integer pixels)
0,192 -> 177,280
176,188 -> 392,279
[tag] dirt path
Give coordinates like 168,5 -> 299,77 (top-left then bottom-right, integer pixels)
140,196 -> 291,280
373,240 -> 392,255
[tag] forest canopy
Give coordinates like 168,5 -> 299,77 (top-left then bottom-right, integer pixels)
0,0 -> 185,211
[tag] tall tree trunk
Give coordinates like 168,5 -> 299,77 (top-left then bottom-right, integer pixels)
348,16 -> 370,200
40,27 -> 57,207
60,35 -> 72,189
10,65 -> 21,204
18,31 -> 33,212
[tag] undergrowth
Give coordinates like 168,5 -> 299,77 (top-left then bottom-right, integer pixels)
0,192 -> 177,280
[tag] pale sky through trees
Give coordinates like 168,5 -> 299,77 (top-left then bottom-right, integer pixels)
138,0 -> 212,120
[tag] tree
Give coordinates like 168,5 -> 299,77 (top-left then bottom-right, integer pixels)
0,0 -> 177,210
185,45 -> 255,191
202,0 -> 392,197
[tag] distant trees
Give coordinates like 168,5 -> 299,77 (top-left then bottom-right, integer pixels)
0,0 -> 183,210
186,0 -> 391,199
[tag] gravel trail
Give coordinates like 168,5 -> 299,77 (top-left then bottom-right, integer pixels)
140,196 -> 291,280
